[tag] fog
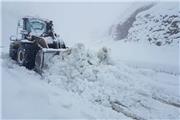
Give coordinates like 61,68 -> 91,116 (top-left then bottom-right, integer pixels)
2,2 -> 132,45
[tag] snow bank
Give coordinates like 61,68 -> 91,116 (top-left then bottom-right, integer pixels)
43,43 -> 180,119
44,43 -> 112,91
88,39 -> 179,75
1,43 -> 179,119
1,50 -> 126,119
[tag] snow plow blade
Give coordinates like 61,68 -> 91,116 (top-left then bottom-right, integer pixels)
35,48 -> 71,73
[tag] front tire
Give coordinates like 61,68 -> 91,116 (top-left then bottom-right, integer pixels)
9,43 -> 18,60
58,41 -> 66,49
17,47 -> 25,66
17,44 -> 37,69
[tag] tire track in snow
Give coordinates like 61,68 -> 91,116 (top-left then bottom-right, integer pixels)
152,95 -> 180,108
109,100 -> 146,120
125,63 -> 180,109
138,91 -> 180,108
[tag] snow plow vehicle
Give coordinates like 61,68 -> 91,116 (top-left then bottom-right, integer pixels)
9,16 -> 70,73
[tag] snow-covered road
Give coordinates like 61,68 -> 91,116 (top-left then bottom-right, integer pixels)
1,44 -> 180,119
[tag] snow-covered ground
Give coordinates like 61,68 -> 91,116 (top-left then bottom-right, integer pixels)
1,42 -> 180,119
1,51 -> 128,119
1,1 -> 180,120
90,39 -> 179,75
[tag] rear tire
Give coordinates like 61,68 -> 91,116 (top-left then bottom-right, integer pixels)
9,43 -> 18,60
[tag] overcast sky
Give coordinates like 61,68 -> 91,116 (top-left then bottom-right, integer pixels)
2,2 -> 134,43
2,1 -> 162,46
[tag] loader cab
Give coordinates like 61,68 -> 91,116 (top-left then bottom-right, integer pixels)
17,17 -> 55,39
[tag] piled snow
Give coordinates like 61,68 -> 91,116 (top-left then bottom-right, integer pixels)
127,3 -> 180,46
1,50 -> 127,119
1,43 -> 179,119
41,43 -> 180,119
44,43 -> 112,96
88,39 -> 179,75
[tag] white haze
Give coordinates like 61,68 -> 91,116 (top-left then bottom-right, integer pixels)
1,2 -> 133,46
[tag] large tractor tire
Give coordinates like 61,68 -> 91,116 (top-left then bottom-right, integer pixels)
9,43 -> 18,60
17,43 -> 38,69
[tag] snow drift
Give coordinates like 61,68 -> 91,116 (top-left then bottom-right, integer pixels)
1,42 -> 180,119
42,43 -> 180,119
1,47 -> 126,119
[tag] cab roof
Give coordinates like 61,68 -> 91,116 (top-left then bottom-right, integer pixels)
22,16 -> 51,22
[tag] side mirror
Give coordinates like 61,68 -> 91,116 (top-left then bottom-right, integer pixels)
10,35 -> 17,41
20,30 -> 28,35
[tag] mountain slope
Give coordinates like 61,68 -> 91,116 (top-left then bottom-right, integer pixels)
127,3 -> 180,46
110,3 -> 154,40
110,2 -> 180,46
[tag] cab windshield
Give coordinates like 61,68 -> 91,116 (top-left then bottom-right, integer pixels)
30,20 -> 45,30
30,21 -> 45,31
28,18 -> 46,36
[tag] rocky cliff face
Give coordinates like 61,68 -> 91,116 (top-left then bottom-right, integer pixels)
110,4 -> 154,40
110,3 -> 180,46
